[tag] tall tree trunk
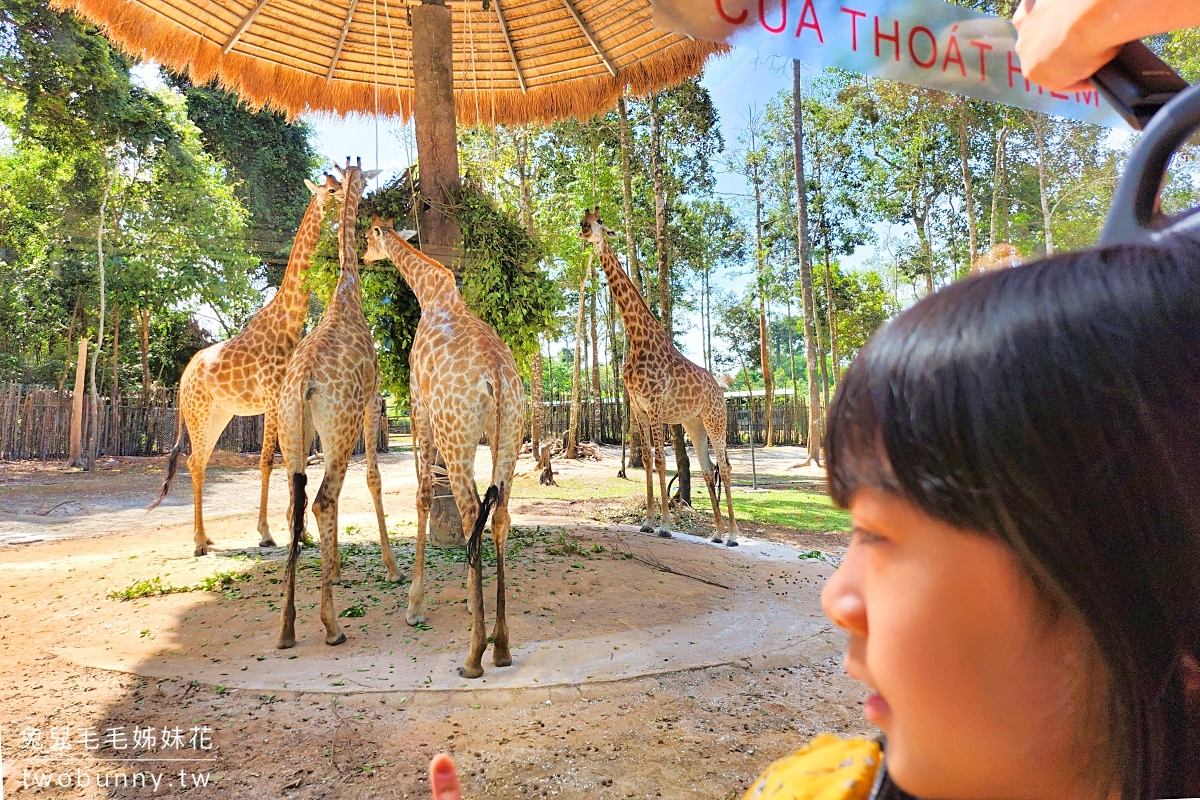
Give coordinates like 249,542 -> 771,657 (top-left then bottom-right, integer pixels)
823,250 -> 841,384
530,347 -> 544,456
589,283 -> 602,443
516,127 -> 544,456
749,120 -> 774,448
566,257 -> 590,458
649,90 -> 690,503
959,101 -> 979,269
138,307 -> 151,391
793,63 -> 823,464
87,161 -> 116,470
1030,114 -> 1055,256
607,287 -> 624,469
649,92 -> 670,338
110,304 -> 120,454
702,266 -> 712,372
819,332 -> 831,424
617,94 -> 644,470
785,293 -> 800,445
989,125 -> 1009,251
917,215 -> 935,295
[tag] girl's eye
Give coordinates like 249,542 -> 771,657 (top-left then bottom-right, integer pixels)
851,528 -> 886,545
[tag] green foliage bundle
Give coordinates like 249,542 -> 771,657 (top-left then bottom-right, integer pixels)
306,172 -> 558,403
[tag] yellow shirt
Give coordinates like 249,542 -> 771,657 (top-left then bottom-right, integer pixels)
741,734 -> 883,800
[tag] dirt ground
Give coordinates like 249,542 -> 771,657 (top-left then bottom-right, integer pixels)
0,445 -> 870,799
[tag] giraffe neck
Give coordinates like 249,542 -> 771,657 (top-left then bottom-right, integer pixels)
593,238 -> 667,352
331,186 -> 365,316
260,191 -> 326,328
381,230 -> 462,310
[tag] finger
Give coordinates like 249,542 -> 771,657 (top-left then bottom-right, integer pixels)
429,753 -> 464,800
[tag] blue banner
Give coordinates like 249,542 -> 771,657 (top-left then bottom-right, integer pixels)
651,0 -> 1129,128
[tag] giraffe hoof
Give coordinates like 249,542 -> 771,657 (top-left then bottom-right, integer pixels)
457,663 -> 484,679
326,632 -> 347,646
259,538 -> 277,548
387,570 -> 405,584
194,545 -> 208,557
406,613 -> 425,626
710,535 -> 724,544
277,636 -> 295,650
657,529 -> 673,539
726,540 -> 739,548
639,523 -> 655,534
493,647 -> 513,667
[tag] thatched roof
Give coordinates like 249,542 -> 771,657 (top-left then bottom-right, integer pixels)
54,0 -> 727,124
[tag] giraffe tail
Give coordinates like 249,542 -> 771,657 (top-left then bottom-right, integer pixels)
466,486 -> 500,571
287,473 -> 308,572
147,410 -> 187,511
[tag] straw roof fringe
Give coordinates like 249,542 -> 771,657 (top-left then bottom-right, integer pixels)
52,0 -> 726,125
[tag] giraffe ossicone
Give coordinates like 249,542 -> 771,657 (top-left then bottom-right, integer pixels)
580,209 -> 740,547
364,216 -> 525,680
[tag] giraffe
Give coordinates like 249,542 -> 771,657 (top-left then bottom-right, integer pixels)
150,172 -> 342,557
363,217 -> 525,679
277,159 -> 403,651
580,209 -> 740,546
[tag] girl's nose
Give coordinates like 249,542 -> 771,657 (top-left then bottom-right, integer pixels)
821,545 -> 868,637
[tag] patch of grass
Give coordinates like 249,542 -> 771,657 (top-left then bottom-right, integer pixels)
108,576 -> 183,601
339,604 -> 367,618
108,570 -> 253,601
512,475 -> 641,502
545,531 -> 583,557
730,489 -> 850,533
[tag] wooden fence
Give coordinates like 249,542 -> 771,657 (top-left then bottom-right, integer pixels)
539,392 -> 811,448
0,382 -> 808,461
0,384 -> 385,461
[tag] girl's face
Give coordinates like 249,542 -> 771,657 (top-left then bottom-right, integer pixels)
821,487 -> 1106,800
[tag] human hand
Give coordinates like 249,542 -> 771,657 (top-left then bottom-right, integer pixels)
429,753 -> 463,800
1012,0 -> 1121,93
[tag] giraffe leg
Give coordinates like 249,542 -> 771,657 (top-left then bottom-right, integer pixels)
684,418 -> 725,543
276,384 -> 307,650
364,397 -> 402,583
649,418 -> 672,538
441,446 -> 486,679
312,448 -> 349,646
707,407 -> 740,547
257,407 -> 278,548
490,491 -> 512,667
187,407 -> 233,556
408,401 -> 435,625
633,410 -> 656,533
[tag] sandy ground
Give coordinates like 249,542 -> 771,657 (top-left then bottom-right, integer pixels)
0,445 -> 869,799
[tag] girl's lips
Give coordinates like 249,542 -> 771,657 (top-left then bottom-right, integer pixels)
863,692 -> 891,724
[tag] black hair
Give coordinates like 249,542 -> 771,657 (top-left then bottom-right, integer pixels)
827,237 -> 1200,800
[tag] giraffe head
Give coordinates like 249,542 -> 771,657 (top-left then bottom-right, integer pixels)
580,207 -> 615,247
331,157 -> 383,204
363,216 -> 418,263
303,172 -> 343,209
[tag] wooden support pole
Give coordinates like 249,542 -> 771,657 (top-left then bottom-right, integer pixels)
413,0 -> 464,547
69,338 -> 87,466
